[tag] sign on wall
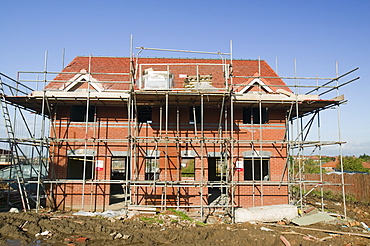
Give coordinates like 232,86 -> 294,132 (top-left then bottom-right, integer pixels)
236,160 -> 244,172
96,160 -> 104,171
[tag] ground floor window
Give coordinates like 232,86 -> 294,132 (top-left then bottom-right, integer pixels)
67,156 -> 93,179
181,157 -> 195,178
145,157 -> 159,180
244,159 -> 269,181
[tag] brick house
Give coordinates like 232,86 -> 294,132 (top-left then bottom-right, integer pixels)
10,56 -> 342,211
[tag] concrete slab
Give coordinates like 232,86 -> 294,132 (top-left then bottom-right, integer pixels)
291,212 -> 335,226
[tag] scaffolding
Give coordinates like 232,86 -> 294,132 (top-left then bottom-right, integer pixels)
0,40 -> 359,220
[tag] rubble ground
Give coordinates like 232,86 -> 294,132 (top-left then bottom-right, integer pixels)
0,199 -> 369,245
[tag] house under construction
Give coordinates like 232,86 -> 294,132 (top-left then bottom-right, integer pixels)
0,43 -> 359,219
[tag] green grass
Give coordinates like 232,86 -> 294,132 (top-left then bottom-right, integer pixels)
299,187 -> 358,203
139,216 -> 164,224
167,208 -> 193,222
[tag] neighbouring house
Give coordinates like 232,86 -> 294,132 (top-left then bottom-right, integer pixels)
5,56 -> 344,211
322,158 -> 340,172
362,162 -> 370,170
322,158 -> 370,173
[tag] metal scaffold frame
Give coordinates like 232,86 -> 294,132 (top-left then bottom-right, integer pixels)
0,39 -> 359,221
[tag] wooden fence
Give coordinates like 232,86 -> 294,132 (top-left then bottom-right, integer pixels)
304,173 -> 370,203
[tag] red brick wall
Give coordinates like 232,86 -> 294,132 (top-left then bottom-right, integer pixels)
49,104 -> 288,211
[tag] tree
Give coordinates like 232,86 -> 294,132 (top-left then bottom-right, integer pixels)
303,159 -> 322,174
337,156 -> 369,172
359,153 -> 370,162
321,156 -> 335,163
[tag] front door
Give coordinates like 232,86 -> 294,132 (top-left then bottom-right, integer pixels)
208,157 -> 227,205
110,157 -> 130,204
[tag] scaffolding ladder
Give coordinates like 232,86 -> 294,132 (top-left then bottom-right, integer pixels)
0,75 -> 31,211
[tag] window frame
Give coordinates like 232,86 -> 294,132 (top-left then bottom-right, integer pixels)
244,158 -> 270,181
111,157 -> 127,178
145,157 -> 160,180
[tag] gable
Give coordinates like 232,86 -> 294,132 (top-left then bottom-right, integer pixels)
60,69 -> 103,92
238,78 -> 274,94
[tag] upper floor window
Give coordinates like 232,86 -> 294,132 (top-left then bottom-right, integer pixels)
71,105 -> 95,122
189,106 -> 201,124
243,107 -> 268,124
137,106 -> 152,123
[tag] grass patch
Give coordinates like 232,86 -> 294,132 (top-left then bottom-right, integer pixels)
297,187 -> 358,203
139,216 -> 164,224
167,208 -> 193,222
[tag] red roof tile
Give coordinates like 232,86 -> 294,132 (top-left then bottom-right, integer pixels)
46,56 -> 289,92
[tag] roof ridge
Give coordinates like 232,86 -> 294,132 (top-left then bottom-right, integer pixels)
74,56 -> 261,61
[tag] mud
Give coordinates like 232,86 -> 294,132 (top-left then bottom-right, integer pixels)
0,201 -> 369,246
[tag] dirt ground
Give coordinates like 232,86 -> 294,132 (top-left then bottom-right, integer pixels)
0,199 -> 369,246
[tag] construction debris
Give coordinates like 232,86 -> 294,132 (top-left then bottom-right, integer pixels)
72,209 -> 127,218
280,235 -> 292,246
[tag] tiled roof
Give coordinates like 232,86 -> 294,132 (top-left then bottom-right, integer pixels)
309,156 -> 320,160
362,162 -> 370,169
45,56 -> 289,92
322,160 -> 339,168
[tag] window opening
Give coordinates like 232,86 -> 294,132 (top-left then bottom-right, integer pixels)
244,159 -> 269,181
243,107 -> 268,124
189,106 -> 201,124
67,156 -> 93,179
145,157 -> 159,180
71,105 -> 95,122
181,157 -> 195,178
138,106 -> 152,123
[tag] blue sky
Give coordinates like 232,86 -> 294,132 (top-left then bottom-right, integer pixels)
1,0 -> 369,156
